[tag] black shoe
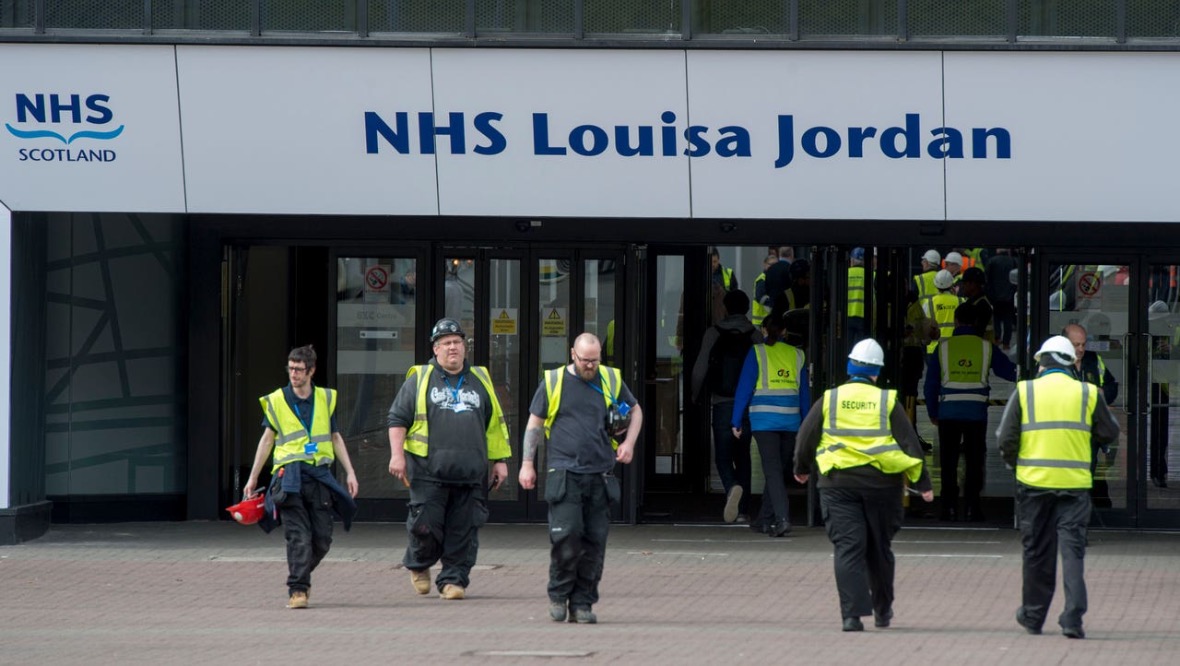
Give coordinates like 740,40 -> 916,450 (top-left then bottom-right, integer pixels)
768,520 -> 792,538
842,617 -> 864,632
1016,608 -> 1042,635
1152,477 -> 1168,488
873,609 -> 893,628
571,607 -> 597,624
548,600 -> 567,622
1062,626 -> 1085,639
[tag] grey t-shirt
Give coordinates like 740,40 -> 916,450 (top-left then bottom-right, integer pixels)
529,366 -> 637,474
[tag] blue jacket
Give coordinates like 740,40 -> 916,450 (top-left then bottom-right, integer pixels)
259,461 -> 357,534
731,340 -> 810,432
924,326 -> 1017,422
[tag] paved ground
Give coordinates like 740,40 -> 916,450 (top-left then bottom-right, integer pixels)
1,521 -> 1178,665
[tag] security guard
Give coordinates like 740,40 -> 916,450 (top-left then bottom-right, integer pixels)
387,318 -> 512,601
997,336 -> 1119,640
794,339 -> 934,632
923,269 -> 962,353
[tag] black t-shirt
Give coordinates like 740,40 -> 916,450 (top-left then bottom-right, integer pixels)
529,366 -> 637,474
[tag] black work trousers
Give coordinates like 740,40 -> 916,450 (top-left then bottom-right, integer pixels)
546,470 -> 612,611
820,487 -> 904,620
404,480 -> 487,591
280,474 -> 335,594
1016,484 -> 1090,631
937,419 -> 987,512
753,430 -> 797,527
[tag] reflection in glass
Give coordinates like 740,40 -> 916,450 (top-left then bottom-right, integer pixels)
444,257 -> 477,366
1147,265 -> 1178,508
489,259 -> 522,501
655,255 -> 684,475
336,257 -> 417,499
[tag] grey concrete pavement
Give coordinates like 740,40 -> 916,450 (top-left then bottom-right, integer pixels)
1,521 -> 1178,665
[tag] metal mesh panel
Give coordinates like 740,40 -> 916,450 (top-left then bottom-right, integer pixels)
151,0 -> 251,31
369,0 -> 466,33
799,0 -> 898,37
1019,0 -> 1115,37
47,0 -> 144,29
1,0 -> 34,28
263,0 -> 354,32
1127,0 -> 1180,38
908,0 -> 1006,37
476,0 -> 574,33
693,0 -> 789,35
584,0 -> 683,34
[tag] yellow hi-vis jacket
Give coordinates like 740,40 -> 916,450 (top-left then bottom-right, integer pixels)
847,265 -> 865,318
913,271 -> 939,303
815,382 -> 923,483
1015,372 -> 1097,489
544,365 -> 626,450
260,386 -> 336,473
405,364 -> 511,460
923,291 -> 962,353
752,272 -> 769,326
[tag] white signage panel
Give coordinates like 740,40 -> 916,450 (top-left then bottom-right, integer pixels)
0,44 -> 185,213
945,52 -> 1180,222
687,51 -> 946,220
177,46 -> 438,215
430,50 -> 691,218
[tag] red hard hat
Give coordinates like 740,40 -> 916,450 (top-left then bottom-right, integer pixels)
226,494 -> 266,525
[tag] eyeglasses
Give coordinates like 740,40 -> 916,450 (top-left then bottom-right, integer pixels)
572,351 -> 600,366
287,365 -> 309,375
434,338 -> 465,349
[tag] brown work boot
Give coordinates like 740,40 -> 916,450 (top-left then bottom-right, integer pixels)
287,590 -> 308,609
439,584 -> 466,600
410,569 -> 432,595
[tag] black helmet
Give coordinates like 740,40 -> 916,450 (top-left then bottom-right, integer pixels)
430,318 -> 466,343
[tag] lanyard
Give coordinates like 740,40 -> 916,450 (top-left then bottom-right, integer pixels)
442,372 -> 466,403
579,373 -> 619,407
287,384 -> 315,433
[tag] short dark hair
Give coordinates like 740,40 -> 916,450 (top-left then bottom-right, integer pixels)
953,303 -> 976,325
289,344 -> 317,369
723,289 -> 750,316
961,267 -> 985,284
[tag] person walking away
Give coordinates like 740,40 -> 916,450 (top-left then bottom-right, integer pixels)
691,289 -> 762,522
387,318 -> 511,601
732,309 -> 809,536
924,303 -> 1017,521
997,336 -> 1120,639
923,270 -> 961,354
519,333 -> 643,624
794,339 -> 934,631
243,344 -> 359,609
958,267 -> 995,344
847,248 -> 868,345
985,249 -> 1018,350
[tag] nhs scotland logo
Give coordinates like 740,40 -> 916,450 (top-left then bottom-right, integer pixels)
6,93 -> 122,163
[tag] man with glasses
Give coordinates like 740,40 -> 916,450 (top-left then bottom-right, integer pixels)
243,344 -> 360,609
519,333 -> 643,624
387,318 -> 511,601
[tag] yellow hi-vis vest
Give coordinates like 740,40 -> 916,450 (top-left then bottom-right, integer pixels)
937,334 -> 991,404
544,365 -> 626,450
847,266 -> 865,318
752,272 -> 769,326
816,383 -> 923,483
260,386 -> 336,473
923,292 -> 962,353
913,271 -> 938,302
1015,372 -> 1097,489
405,364 -> 511,460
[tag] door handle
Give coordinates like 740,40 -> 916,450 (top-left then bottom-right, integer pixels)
646,377 -> 674,384
1143,332 -> 1154,413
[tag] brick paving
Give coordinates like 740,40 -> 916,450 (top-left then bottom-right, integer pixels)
1,522 -> 1178,664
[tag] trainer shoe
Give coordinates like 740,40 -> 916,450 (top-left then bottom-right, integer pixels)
842,617 -> 864,632
571,607 -> 597,624
723,486 -> 743,523
410,569 -> 432,595
440,584 -> 466,600
768,519 -> 792,538
548,600 -> 568,622
287,590 -> 308,609
1015,607 -> 1042,635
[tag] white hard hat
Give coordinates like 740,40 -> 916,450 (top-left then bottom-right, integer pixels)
944,251 -> 963,266
934,269 -> 955,290
1034,335 -> 1077,365
922,249 -> 941,265
848,338 -> 885,366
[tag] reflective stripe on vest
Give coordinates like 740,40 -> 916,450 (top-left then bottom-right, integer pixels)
847,266 -> 865,318
1015,373 -> 1096,489
815,383 -> 922,483
260,386 -> 336,472
751,343 -> 803,417
544,364 -> 625,450
721,267 -> 734,291
938,335 -> 991,404
913,271 -> 938,301
405,364 -> 512,460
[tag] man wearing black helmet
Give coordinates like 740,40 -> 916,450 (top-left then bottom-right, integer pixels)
387,318 -> 512,601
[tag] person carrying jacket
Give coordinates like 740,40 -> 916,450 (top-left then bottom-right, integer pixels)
732,309 -> 809,537
997,336 -> 1120,639
519,332 -> 643,625
243,344 -> 359,610
924,303 -> 1017,521
387,318 -> 511,601
794,338 -> 934,632
691,289 -> 763,523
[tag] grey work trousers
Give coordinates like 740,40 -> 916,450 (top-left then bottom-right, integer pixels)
1016,484 -> 1090,631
